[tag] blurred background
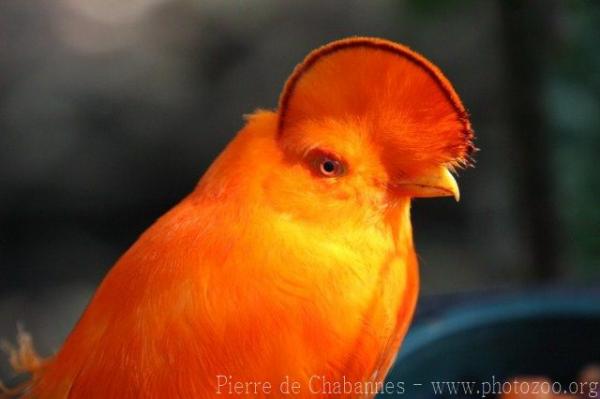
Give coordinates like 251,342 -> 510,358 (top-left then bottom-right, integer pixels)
0,0 -> 598,382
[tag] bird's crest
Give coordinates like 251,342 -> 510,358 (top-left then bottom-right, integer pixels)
278,37 -> 475,169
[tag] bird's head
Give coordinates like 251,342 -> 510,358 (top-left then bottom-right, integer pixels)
199,37 -> 474,227
270,37 -> 473,217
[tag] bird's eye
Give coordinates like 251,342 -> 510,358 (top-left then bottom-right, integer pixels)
313,155 -> 345,178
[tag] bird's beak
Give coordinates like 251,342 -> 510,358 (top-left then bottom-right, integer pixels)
392,166 -> 460,201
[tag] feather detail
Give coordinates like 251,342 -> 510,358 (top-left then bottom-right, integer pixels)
278,36 -> 475,171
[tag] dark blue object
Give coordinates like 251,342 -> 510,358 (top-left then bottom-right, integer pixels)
381,290 -> 600,398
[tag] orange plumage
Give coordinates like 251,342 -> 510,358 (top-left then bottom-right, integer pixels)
4,37 -> 473,398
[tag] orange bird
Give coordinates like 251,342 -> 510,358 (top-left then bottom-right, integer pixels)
3,37 -> 473,398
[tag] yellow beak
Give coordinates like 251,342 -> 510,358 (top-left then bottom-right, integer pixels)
393,166 -> 460,201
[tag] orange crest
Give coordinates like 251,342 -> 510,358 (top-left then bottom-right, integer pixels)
278,37 -> 474,172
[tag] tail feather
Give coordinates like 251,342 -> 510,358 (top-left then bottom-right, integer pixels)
0,326 -> 45,398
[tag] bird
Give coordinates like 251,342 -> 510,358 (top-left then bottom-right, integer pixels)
2,37 -> 474,398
